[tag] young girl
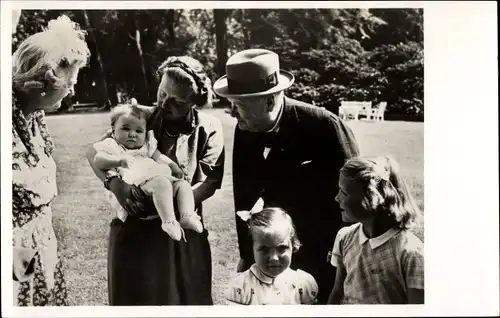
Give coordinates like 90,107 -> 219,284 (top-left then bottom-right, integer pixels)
226,207 -> 318,305
328,156 -> 424,305
93,104 -> 203,241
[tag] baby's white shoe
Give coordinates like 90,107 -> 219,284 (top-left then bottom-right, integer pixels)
179,214 -> 203,233
161,220 -> 185,241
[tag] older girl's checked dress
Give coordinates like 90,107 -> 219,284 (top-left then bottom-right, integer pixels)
12,90 -> 67,306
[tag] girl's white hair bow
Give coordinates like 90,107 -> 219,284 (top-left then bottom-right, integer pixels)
236,197 -> 264,222
236,210 -> 255,222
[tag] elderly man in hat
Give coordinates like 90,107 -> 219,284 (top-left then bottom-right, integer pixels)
214,49 -> 360,304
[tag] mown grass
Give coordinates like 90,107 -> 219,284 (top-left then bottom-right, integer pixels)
46,109 -> 423,305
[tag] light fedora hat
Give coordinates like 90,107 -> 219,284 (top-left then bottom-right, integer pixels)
213,48 -> 294,98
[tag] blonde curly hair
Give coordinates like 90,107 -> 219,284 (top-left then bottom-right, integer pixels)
12,15 -> 90,91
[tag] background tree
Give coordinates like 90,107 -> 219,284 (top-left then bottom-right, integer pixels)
13,8 -> 423,120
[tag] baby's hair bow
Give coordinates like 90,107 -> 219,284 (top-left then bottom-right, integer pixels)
236,197 -> 265,222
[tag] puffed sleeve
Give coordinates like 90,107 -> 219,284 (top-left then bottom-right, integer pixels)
145,130 -> 158,157
331,226 -> 349,267
193,115 -> 225,188
297,269 -> 319,304
402,236 -> 425,290
93,137 -> 122,155
225,272 -> 252,305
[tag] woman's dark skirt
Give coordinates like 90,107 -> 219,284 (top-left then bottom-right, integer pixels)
107,207 -> 213,306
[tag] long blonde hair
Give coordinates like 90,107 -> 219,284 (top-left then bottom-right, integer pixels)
340,156 -> 422,230
12,15 -> 90,91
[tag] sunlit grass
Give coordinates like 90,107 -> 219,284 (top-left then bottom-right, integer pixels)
46,110 -> 423,305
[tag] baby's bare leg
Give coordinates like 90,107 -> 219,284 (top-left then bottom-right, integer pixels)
173,180 -> 203,233
172,179 -> 195,216
142,176 -> 175,222
141,176 -> 183,241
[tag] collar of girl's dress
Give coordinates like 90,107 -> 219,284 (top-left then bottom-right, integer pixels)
249,264 -> 293,286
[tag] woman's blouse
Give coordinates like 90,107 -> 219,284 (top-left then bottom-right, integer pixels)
12,90 -> 57,229
147,107 -> 225,189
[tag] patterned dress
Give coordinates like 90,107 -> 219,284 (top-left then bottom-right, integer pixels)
12,90 -> 67,306
225,264 -> 319,305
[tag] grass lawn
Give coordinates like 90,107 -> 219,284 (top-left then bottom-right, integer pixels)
46,109 -> 423,305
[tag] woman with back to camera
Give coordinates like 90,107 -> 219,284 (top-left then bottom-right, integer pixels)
12,14 -> 90,305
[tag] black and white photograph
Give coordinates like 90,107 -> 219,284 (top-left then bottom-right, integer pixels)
1,1 -> 498,317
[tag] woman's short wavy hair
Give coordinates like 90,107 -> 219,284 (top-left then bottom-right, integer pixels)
12,15 -> 90,91
340,156 -> 422,230
157,56 -> 214,108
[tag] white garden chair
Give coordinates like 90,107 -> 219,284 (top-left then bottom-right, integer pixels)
369,101 -> 387,121
358,101 -> 373,120
339,102 -> 361,120
340,101 -> 373,120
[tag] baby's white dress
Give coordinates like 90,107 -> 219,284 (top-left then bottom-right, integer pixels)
93,131 -> 173,221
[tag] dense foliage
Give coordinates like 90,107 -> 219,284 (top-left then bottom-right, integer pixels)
13,8 -> 423,119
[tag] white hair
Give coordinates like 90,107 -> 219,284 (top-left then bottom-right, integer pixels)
12,15 -> 90,91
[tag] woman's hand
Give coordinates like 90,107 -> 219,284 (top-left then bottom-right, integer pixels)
13,247 -> 37,282
108,177 -> 157,219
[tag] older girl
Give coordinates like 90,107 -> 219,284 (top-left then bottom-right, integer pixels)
226,207 -> 318,305
12,15 -> 90,306
86,56 -> 225,305
328,156 -> 424,304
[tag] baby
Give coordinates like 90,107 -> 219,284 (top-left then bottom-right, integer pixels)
93,104 -> 203,241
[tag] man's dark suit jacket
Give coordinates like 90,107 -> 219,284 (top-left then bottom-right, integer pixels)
232,96 -> 360,301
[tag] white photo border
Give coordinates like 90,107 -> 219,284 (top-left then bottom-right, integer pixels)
2,1 -> 498,317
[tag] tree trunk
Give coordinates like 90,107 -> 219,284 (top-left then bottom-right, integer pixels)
82,10 -> 111,108
128,11 -> 150,104
241,10 -> 251,49
165,10 -> 176,50
214,9 -> 228,77
214,9 -> 230,107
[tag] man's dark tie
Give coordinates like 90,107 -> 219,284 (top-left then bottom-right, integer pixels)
262,131 -> 279,148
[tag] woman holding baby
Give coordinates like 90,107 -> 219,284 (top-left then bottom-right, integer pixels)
86,56 -> 225,305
